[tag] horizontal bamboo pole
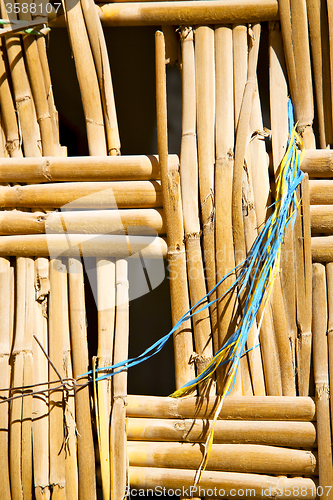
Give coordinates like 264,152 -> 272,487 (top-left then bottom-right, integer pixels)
128,467 -> 316,499
0,154 -> 175,182
312,236 -> 333,262
311,205 -> 333,234
126,395 -> 316,420
0,234 -> 167,258
126,417 -> 316,448
127,441 -> 316,475
97,1 -> 279,26
0,209 -> 165,235
301,150 -> 333,177
309,180 -> 333,204
0,181 -> 162,209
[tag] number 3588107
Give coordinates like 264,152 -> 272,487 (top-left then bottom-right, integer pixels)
5,3 -> 61,14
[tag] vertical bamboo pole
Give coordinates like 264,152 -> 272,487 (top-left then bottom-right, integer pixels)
80,0 -> 121,155
63,0 -> 107,156
328,0 -> 333,142
306,0 -> 332,147
312,263 -> 333,497
0,258 -> 12,500
156,30 -> 195,388
68,257 -> 97,500
110,259 -> 129,500
326,262 -> 333,441
96,257 -> 116,500
179,26 -> 212,379
195,25 -> 218,355
33,258 -> 51,500
49,259 -> 67,500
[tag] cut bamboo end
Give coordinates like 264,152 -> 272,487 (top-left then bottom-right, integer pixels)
126,395 -> 316,421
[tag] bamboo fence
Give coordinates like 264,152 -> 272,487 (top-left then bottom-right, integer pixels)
1,0 -> 333,498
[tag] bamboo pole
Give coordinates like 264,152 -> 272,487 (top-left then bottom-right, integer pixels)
80,0 -> 120,154
127,441 -> 316,475
98,1 -> 280,26
214,24 -> 241,394
301,150 -> 333,177
32,258 -> 51,500
96,258 -> 116,500
126,417 -> 317,448
306,0 -> 332,147
155,30 -> 195,388
0,258 -> 12,500
311,206 -> 333,233
63,0 -> 107,156
195,25 -> 218,356
0,208 -> 165,236
126,394 -> 316,420
49,259 -> 68,500
0,181 -> 163,209
128,467 -> 316,499
110,259 -> 129,500
312,236 -> 333,262
328,0 -> 333,143
312,263 -> 333,496
68,257 -> 97,500
0,154 -> 173,183
0,48 -> 23,158
326,262 -> 333,448
309,180 -> 333,203
179,26 -> 212,378
0,234 -> 167,258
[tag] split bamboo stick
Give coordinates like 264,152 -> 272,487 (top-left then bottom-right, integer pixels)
80,0 -> 120,154
126,394 -> 316,420
110,259 -> 129,500
0,234 -> 167,258
128,467 -> 316,499
0,154 -> 172,183
312,263 -> 333,496
96,258 -> 116,500
127,441 -> 316,475
155,30 -> 194,388
306,0 -> 332,147
180,26 -> 212,378
0,208 -> 165,236
214,24 -> 241,394
0,181 -> 163,209
326,263 -> 333,447
63,0 -> 107,156
0,48 -> 22,158
48,258 -> 68,500
309,180 -> 333,203
32,258 -> 51,500
0,258 -> 12,500
68,257 -> 97,500
311,206 -> 333,233
98,1 -> 280,26
195,25 -> 218,356
126,417 -> 317,448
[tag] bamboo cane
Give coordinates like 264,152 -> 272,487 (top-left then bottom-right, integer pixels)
49,258 -> 68,500
155,30 -> 195,388
96,258 -> 116,500
179,26 -> 212,378
312,236 -> 333,261
32,258 -> 51,500
110,258 -> 129,500
311,206 -> 333,233
214,24 -> 241,395
0,208 -> 165,236
128,466 -> 316,499
326,262 -> 333,447
0,181 -> 163,209
98,1 -> 280,26
306,0 -> 332,147
328,0 -> 333,142
0,48 -> 22,158
312,263 -> 333,497
309,180 -> 333,203
0,154 -> 173,183
195,25 -> 218,356
0,258 -> 12,500
68,257 -> 96,500
127,441 -> 316,475
80,0 -> 120,155
126,417 -> 317,448
301,150 -> 333,177
126,394 -> 316,420
63,0 -> 107,156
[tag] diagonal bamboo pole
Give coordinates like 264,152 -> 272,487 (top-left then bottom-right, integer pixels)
155,30 -> 195,388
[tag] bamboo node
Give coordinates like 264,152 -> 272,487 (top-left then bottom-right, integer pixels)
42,160 -> 52,181
179,26 -> 193,41
5,139 -> 20,153
316,383 -> 329,399
184,231 -> 201,242
86,118 -> 104,127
